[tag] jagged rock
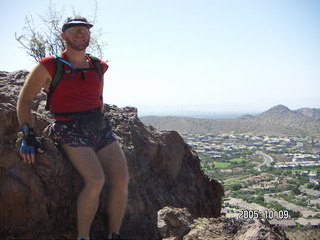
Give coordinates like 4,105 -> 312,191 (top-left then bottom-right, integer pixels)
157,206 -> 193,239
0,70 -> 224,239
157,207 -> 288,240
233,219 -> 288,240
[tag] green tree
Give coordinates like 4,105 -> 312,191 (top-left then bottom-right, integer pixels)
15,0 -> 105,61
288,210 -> 301,218
253,195 -> 265,205
230,183 -> 242,191
292,186 -> 301,195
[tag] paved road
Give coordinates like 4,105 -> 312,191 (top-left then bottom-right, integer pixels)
291,142 -> 303,149
254,151 -> 273,171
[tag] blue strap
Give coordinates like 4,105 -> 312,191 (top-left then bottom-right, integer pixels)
56,56 -> 76,81
57,57 -> 73,69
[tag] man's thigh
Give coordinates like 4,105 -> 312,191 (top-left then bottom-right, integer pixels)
62,144 -> 105,181
96,141 -> 128,185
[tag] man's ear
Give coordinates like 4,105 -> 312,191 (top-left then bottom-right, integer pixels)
60,32 -> 66,41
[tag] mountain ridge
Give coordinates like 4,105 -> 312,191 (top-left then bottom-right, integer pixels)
141,104 -> 320,136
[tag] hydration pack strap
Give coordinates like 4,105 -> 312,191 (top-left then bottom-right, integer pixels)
52,106 -> 101,117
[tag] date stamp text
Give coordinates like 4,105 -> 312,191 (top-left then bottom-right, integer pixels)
238,210 -> 290,220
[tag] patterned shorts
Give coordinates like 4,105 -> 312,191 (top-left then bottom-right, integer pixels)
49,120 -> 117,152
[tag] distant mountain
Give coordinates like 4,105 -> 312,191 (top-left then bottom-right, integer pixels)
260,104 -> 291,115
296,107 -> 320,120
140,104 -> 320,137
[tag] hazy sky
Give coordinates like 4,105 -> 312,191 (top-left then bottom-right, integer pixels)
1,0 -> 319,113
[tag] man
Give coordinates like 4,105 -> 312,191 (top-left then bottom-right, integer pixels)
17,16 -> 129,240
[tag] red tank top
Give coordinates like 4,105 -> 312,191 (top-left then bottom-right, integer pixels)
40,52 -> 108,120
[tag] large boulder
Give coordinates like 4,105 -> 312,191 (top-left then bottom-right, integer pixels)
0,70 -> 224,239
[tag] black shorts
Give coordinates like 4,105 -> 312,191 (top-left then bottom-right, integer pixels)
50,121 -> 117,152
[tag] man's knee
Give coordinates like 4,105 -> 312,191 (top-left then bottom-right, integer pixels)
84,175 -> 106,193
121,174 -> 129,189
111,173 -> 129,192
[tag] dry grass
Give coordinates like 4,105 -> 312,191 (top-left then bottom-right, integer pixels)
285,229 -> 320,240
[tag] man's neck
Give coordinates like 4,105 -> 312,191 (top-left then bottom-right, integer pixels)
63,48 -> 88,65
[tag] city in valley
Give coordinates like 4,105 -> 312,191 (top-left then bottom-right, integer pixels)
181,132 -> 320,231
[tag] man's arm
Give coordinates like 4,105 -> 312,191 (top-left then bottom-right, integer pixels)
17,62 -> 51,164
17,62 -> 51,126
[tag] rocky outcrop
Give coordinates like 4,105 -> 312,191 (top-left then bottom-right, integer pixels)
157,207 -> 288,240
0,70 -> 224,239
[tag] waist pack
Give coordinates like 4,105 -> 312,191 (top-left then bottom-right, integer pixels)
74,112 -> 107,132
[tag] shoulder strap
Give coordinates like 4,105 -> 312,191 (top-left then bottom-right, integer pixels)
87,54 -> 103,80
87,54 -> 104,105
45,54 -> 65,111
87,54 -> 104,106
50,54 -> 65,91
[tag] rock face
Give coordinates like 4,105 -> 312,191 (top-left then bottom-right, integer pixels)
0,70 -> 224,239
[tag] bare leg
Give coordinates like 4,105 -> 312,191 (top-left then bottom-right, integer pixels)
97,141 -> 129,234
62,145 -> 105,239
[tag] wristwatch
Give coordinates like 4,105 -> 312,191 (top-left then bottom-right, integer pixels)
21,123 -> 31,137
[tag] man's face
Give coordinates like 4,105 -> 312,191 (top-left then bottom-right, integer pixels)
62,25 -> 90,51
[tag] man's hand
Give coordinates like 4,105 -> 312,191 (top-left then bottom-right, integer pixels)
19,135 -> 43,164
